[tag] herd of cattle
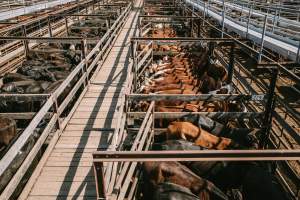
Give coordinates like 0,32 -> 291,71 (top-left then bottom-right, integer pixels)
0,43 -> 80,112
68,14 -> 115,38
132,44 -> 287,199
137,46 -> 238,114
146,23 -> 190,38
0,43 -> 81,149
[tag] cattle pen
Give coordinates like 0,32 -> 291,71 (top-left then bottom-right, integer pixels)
0,0 -> 299,200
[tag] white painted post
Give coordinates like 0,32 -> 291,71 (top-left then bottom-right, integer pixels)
207,0 -> 210,16
272,8 -> 277,33
258,14 -> 268,62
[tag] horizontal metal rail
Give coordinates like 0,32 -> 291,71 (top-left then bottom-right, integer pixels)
139,15 -> 201,18
127,111 -> 263,119
0,94 -> 50,101
93,150 -> 300,161
127,94 -> 266,101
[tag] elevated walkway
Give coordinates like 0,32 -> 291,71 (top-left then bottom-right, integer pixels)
18,0 -> 141,199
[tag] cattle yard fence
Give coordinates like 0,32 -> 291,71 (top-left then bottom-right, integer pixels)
92,36 -> 300,200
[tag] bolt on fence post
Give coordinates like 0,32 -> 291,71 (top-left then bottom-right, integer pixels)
258,14 -> 268,63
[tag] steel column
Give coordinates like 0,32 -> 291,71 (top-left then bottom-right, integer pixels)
261,68 -> 278,148
227,42 -> 235,84
47,16 -> 53,37
296,42 -> 300,64
21,25 -> 29,57
221,0 -> 225,38
258,14 -> 268,62
246,5 -> 252,39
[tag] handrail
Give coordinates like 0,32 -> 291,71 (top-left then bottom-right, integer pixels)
186,0 -> 299,62
0,0 -> 83,21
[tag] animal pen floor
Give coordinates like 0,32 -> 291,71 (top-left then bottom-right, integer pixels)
19,1 -> 141,199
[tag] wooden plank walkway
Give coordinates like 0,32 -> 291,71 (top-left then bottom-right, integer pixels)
21,1 -> 141,199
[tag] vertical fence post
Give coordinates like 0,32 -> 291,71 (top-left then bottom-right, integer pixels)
227,42 -> 235,84
99,42 -> 103,64
47,16 -> 52,37
151,41 -> 154,62
93,162 -> 106,199
106,18 -> 110,29
131,40 -> 137,91
207,0 -> 210,17
203,2 -> 206,26
261,67 -> 278,148
137,16 -> 141,37
190,18 -> 194,37
221,0 -> 225,38
81,39 -> 89,86
272,8 -> 277,33
65,17 -> 69,36
258,14 -> 268,63
296,41 -> 300,64
208,41 -> 214,60
198,18 -> 201,37
130,40 -> 134,59
21,25 -> 29,58
52,95 -> 62,131
152,101 -> 155,135
246,5 -> 252,39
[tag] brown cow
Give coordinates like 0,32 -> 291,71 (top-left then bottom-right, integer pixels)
167,121 -> 237,150
143,161 -> 228,200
